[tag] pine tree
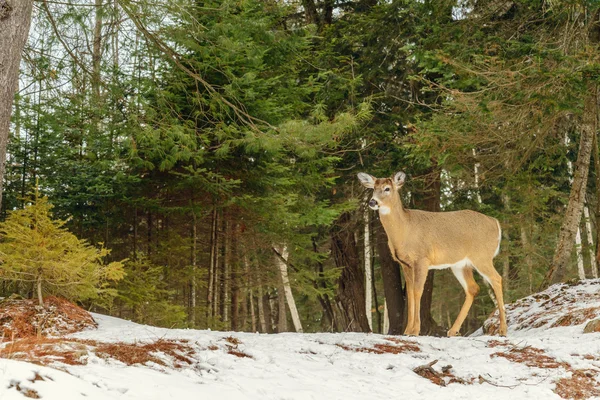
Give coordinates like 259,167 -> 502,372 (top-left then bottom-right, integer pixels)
0,191 -> 124,306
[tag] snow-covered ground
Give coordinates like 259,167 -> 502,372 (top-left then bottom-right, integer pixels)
1,280 -> 600,400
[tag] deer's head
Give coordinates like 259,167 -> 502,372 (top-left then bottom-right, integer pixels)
357,172 -> 406,215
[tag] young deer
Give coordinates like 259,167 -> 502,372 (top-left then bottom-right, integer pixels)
358,172 -> 507,337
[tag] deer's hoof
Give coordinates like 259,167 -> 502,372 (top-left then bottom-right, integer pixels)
447,330 -> 461,337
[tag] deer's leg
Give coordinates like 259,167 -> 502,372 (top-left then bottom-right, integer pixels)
405,260 -> 429,336
478,263 -> 508,336
448,266 -> 479,337
401,263 -> 415,336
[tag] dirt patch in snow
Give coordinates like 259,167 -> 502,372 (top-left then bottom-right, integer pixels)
0,337 -> 88,366
487,340 -> 600,399
0,336 -> 197,369
0,296 -> 97,340
490,343 -> 568,369
554,369 -> 600,399
336,338 -> 420,355
91,339 -> 196,367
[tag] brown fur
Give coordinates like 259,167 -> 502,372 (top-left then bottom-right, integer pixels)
359,173 -> 507,337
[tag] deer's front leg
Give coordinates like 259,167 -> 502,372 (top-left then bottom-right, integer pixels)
399,263 -> 414,335
405,259 -> 430,336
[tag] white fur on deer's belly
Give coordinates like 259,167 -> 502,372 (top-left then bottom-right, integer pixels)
428,257 -> 472,271
378,206 -> 391,215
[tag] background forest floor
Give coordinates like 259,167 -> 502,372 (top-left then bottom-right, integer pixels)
1,280 -> 600,400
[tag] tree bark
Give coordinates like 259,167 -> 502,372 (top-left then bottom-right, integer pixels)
544,87 -> 597,287
207,207 -> 217,320
331,212 -> 370,332
0,0 -> 34,211
363,200 -> 373,330
275,246 -> 303,333
189,210 -> 197,327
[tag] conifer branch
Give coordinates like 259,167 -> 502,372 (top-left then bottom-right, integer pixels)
117,0 -> 277,134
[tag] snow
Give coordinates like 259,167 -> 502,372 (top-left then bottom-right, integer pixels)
1,281 -> 600,400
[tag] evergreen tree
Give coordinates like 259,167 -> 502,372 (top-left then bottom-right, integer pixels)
0,191 -> 124,306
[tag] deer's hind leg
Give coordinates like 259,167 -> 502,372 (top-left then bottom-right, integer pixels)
448,266 -> 479,337
473,261 -> 507,336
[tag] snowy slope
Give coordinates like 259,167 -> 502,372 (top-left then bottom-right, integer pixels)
1,281 -> 600,400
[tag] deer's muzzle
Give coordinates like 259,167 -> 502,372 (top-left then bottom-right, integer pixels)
368,199 -> 379,210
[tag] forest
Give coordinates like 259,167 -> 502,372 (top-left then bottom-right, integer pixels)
1,0 -> 600,337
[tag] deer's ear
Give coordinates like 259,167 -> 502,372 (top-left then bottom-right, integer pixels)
357,173 -> 375,189
393,171 -> 406,187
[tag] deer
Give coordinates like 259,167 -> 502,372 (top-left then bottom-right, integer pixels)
358,171 -> 507,337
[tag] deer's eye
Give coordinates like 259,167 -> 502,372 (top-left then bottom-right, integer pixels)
384,187 -> 391,192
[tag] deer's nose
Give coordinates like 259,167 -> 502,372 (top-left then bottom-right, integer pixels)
369,199 -> 378,208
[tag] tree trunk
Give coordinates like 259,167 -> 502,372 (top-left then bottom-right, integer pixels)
207,207 -> 217,319
544,87 -> 597,287
363,200 -> 373,330
0,0 -> 34,211
36,273 -> 43,307
189,210 -> 197,327
221,215 -> 230,325
312,238 -> 337,331
275,246 -> 303,333
331,212 -> 370,332
231,224 -> 239,331
520,226 -> 534,294
583,205 -> 597,278
256,279 -> 267,333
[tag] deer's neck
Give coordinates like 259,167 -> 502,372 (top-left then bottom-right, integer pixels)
378,196 -> 408,232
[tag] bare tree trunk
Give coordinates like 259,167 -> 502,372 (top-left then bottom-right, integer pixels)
332,212 -> 371,332
576,225 -> 586,279
383,301 -> 389,335
363,200 -> 373,331
231,224 -> 239,331
593,133 -> 600,276
275,246 -> 303,333
189,211 -> 197,326
221,215 -> 230,326
257,282 -> 267,333
0,0 -> 34,211
277,283 -> 287,332
583,205 -> 598,278
544,87 -> 597,287
520,226 -> 534,294
207,207 -> 217,319
565,130 -> 587,280
212,211 -> 221,320
36,273 -> 43,307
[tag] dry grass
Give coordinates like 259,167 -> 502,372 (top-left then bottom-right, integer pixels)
0,337 -> 88,365
336,338 -> 420,355
491,345 -> 568,369
0,296 -> 97,340
552,307 -> 600,328
222,336 -> 253,359
487,341 -> 600,399
0,337 -> 196,368
554,369 -> 600,400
